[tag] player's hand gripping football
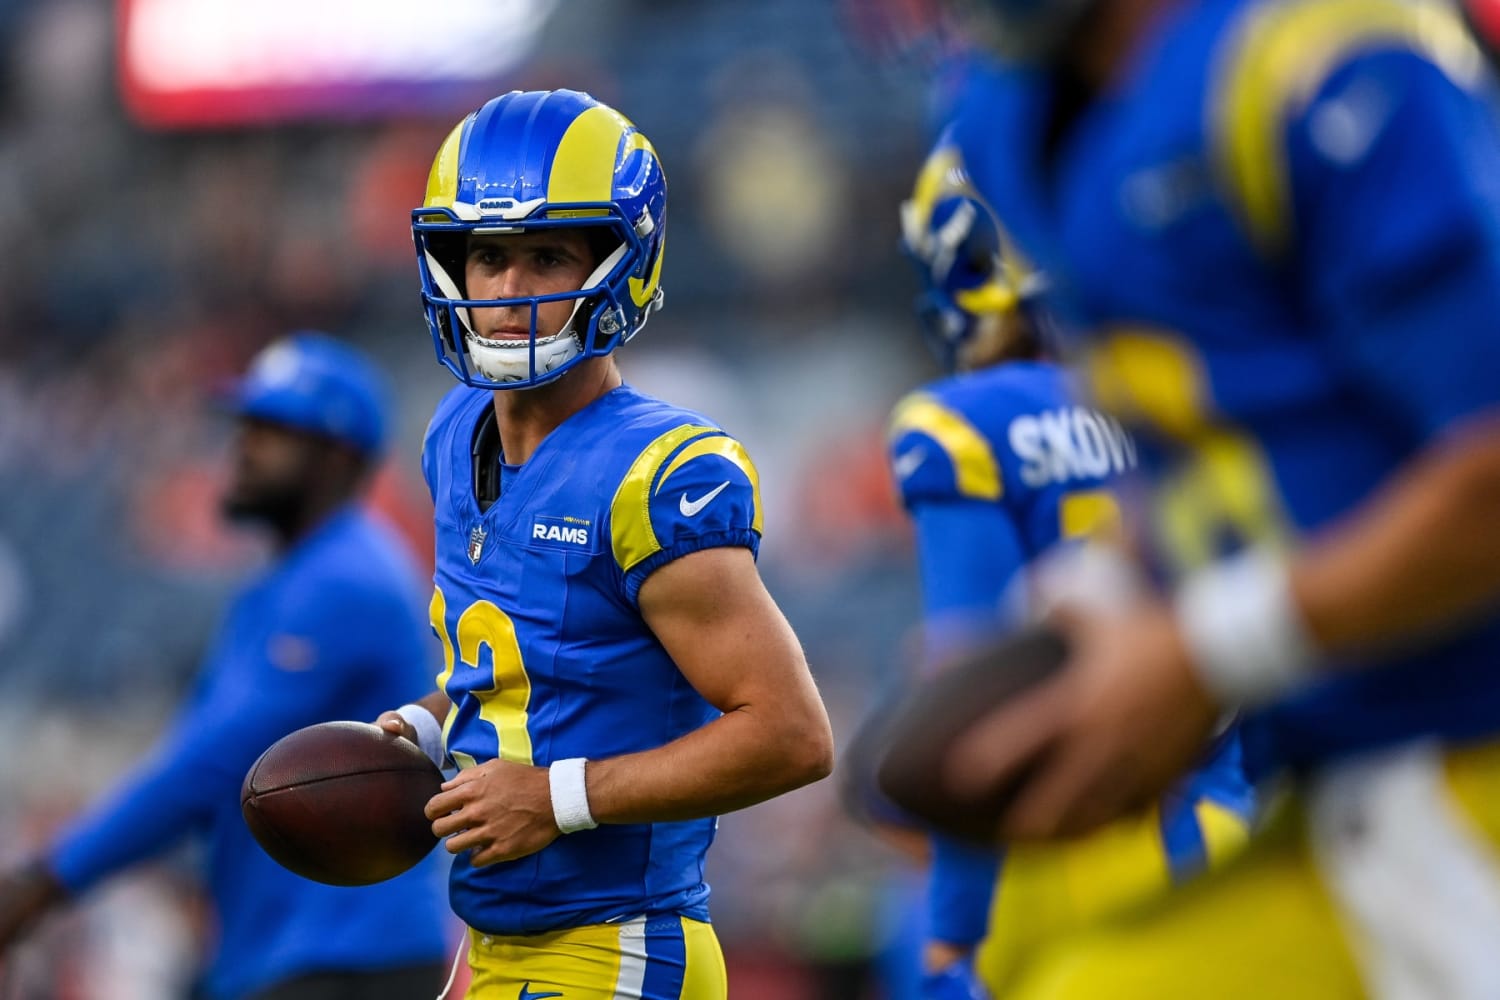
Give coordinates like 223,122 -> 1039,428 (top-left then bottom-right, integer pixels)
944,599 -> 1220,841
0,860 -> 64,950
374,710 -> 417,744
374,710 -> 558,865
425,759 -> 560,866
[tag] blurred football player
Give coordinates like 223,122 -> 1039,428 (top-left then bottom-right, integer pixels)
929,0 -> 1500,995
875,133 -> 1250,999
375,89 -> 833,1000
0,333 -> 451,1000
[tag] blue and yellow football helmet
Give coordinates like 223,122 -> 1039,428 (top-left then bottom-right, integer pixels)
223,333 -> 390,455
412,89 -> 668,390
899,130 -> 1042,371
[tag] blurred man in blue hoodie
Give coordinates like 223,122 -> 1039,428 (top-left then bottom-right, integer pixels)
0,333 -> 451,1000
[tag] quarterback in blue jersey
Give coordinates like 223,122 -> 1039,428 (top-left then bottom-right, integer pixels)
883,134 -> 1250,999
928,0 -> 1500,995
0,334 -> 450,1000
376,89 -> 834,999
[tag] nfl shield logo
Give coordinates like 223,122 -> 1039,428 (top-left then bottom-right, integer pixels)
467,524 -> 487,565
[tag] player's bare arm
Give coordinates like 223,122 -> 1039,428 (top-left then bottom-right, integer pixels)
592,545 -> 835,821
1292,412 -> 1500,656
946,412 -> 1500,841
423,547 -> 833,867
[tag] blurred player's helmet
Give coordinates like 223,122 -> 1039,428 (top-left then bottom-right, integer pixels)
900,130 -> 1042,371
222,332 -> 390,455
412,89 -> 668,390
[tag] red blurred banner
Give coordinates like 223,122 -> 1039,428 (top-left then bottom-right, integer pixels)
117,0 -> 557,128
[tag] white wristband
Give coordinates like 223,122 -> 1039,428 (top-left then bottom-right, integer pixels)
1174,548 -> 1319,707
549,757 -> 598,834
395,703 -> 445,768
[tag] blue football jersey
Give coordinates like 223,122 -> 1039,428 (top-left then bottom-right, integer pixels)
887,360 -> 1252,952
950,0 -> 1500,775
420,383 -> 763,935
888,361 -> 1133,658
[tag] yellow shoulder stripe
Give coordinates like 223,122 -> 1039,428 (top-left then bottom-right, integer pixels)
1211,0 -> 1482,254
889,393 -> 1002,501
610,424 -> 717,572
656,434 -> 763,535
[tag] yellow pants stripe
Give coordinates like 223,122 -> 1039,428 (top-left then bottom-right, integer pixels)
464,915 -> 726,999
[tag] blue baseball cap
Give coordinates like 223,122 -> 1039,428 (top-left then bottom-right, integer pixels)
221,332 -> 391,455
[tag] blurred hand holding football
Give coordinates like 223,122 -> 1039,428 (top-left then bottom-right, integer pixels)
881,601 -> 1221,845
241,721 -> 442,886
873,625 -> 1069,844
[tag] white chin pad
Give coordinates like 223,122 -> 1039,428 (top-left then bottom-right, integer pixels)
465,330 -> 583,384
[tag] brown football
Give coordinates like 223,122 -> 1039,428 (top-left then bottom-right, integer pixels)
241,721 -> 442,886
874,625 -> 1069,843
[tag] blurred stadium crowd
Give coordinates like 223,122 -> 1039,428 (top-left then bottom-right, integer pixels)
0,0 -> 953,996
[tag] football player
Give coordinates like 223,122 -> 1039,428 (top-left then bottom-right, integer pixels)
930,0 -> 1500,995
0,334 -> 451,1000
880,134 -> 1251,998
375,89 -> 834,999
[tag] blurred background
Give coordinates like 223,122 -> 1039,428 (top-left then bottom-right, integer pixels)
0,0 -> 960,997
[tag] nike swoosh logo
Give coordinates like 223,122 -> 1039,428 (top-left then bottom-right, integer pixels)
518,985 -> 563,1000
892,446 -> 927,481
680,480 -> 730,517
